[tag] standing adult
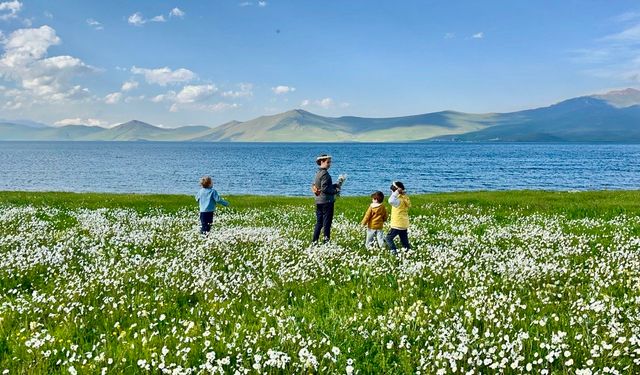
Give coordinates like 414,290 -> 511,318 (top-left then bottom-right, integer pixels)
312,154 -> 340,244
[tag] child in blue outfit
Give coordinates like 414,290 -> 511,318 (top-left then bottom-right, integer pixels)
195,176 -> 229,234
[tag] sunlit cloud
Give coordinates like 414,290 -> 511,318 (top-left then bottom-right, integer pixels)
0,26 -> 95,107
239,1 -> 267,7
222,83 -> 253,98
0,0 -> 22,21
54,117 -> 107,126
199,102 -> 240,112
86,18 -> 103,31
121,80 -> 139,92
128,12 -> 166,26
104,92 -> 122,104
128,8 -> 185,26
131,66 -> 196,86
175,84 -> 217,103
573,15 -> 640,83
150,15 -> 166,23
169,8 -> 185,18
272,85 -> 295,95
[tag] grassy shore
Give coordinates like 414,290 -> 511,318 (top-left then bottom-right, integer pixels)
1,190 -> 640,374
3,189 -> 640,216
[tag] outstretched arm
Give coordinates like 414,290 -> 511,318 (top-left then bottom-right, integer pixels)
213,190 -> 229,207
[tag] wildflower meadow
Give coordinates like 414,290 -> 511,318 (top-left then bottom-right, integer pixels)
1,191 -> 640,374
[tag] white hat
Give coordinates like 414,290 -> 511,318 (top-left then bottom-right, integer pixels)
316,154 -> 332,161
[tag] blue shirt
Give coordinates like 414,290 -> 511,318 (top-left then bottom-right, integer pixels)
195,188 -> 229,212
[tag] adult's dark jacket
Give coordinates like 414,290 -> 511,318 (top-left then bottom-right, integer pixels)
314,168 -> 338,204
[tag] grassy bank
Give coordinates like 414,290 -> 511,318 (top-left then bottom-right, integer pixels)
3,189 -> 640,217
1,190 -> 640,374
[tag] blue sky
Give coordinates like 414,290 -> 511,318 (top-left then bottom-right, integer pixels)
0,1 -> 640,127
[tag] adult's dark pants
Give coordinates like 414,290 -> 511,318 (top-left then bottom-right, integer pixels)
313,202 -> 335,243
200,211 -> 214,234
386,228 -> 410,254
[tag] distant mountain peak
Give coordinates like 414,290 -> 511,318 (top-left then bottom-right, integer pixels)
113,120 -> 158,130
592,87 -> 640,108
282,109 -> 314,117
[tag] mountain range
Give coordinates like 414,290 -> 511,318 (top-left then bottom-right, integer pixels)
2,88 -> 640,142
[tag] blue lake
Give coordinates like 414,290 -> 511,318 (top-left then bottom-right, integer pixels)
1,141 -> 639,196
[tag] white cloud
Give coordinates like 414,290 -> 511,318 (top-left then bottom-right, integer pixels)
472,32 -> 484,39
86,18 -> 103,30
239,1 -> 268,7
613,11 -> 640,23
121,80 -> 138,91
0,0 -> 22,21
574,21 -> 640,83
128,12 -> 145,26
151,92 -> 174,102
602,24 -> 640,42
317,97 -> 333,108
201,102 -> 239,112
1,25 -> 60,67
299,97 -> 347,109
54,117 -> 106,127
170,8 -> 185,18
444,32 -> 455,39
272,85 -> 295,94
0,26 -> 95,105
222,82 -> 253,98
43,11 -> 53,19
104,92 -> 122,104
131,66 -> 196,86
152,84 -> 219,112
175,84 -> 217,103
124,94 -> 145,103
128,9 -> 183,26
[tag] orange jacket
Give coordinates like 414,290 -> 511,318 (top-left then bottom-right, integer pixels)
361,203 -> 388,230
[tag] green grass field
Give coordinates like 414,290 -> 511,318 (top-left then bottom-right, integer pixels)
2,190 -> 640,374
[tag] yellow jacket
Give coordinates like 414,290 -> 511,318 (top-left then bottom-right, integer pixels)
389,192 -> 411,229
361,203 -> 388,230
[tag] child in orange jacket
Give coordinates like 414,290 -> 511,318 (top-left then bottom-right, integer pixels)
361,191 -> 388,249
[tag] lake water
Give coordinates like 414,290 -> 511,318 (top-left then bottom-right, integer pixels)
1,141 -> 639,196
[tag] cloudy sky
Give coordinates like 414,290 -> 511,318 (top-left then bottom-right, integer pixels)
1,1 -> 640,127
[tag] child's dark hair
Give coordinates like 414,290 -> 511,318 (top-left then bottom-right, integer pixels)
371,191 -> 384,202
200,176 -> 212,188
390,181 -> 405,192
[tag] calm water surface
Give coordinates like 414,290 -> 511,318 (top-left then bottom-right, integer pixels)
1,142 -> 639,195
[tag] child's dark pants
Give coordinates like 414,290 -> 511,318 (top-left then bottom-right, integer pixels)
200,211 -> 214,234
386,228 -> 410,254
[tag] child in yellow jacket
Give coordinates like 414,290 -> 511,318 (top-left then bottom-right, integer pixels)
385,181 -> 411,255
361,191 -> 388,248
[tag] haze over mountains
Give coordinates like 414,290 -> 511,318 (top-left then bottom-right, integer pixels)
2,88 -> 640,142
